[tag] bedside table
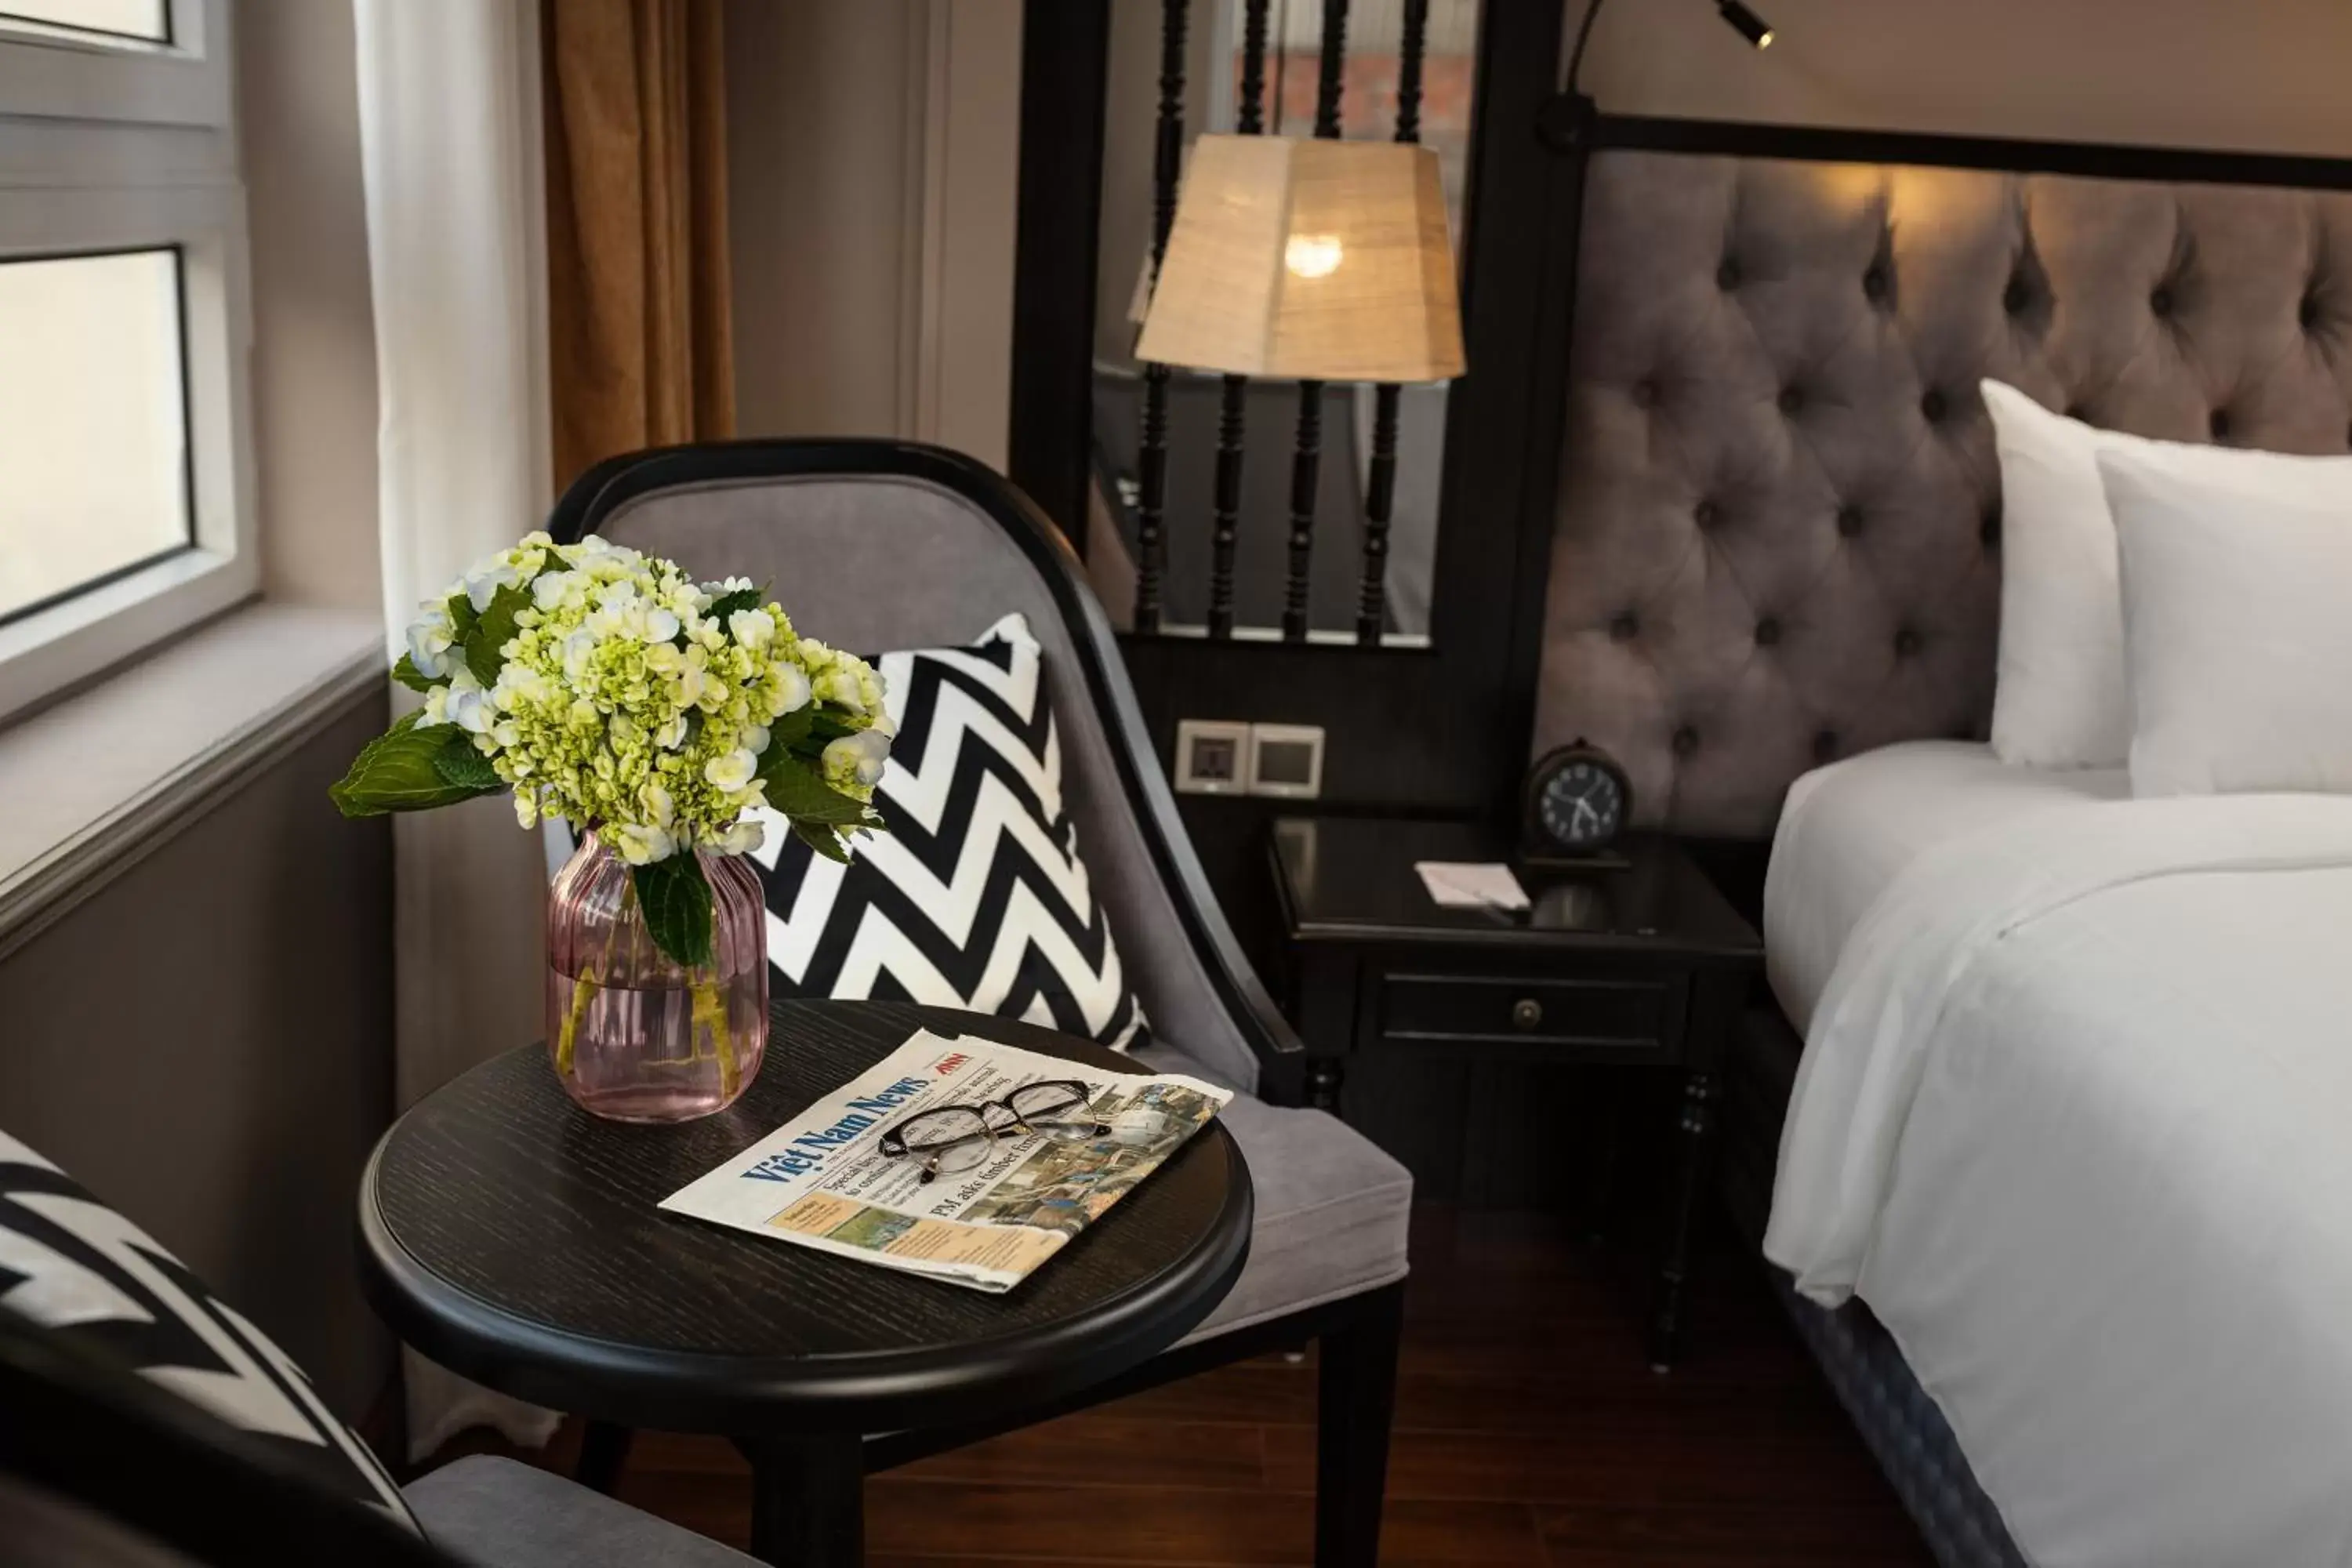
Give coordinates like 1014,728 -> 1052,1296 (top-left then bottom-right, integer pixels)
1269,816 -> 1762,1367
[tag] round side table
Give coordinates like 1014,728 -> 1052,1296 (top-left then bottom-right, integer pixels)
357,1000 -> 1253,1566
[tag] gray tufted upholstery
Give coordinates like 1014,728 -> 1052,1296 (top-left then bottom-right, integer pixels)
1537,150 -> 2352,837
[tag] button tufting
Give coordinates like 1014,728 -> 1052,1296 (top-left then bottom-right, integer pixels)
1894,626 -> 1923,659
2209,407 -> 2233,440
1693,499 -> 1720,530
1980,503 -> 2002,548
2064,403 -> 2089,421
2002,278 -> 2031,315
1920,388 -> 1948,423
1632,379 -> 1659,408
1862,264 -> 1889,302
1609,611 -> 1640,642
2151,285 -> 2174,318
1716,258 -> 1741,291
1777,386 -> 1806,416
1835,503 -> 1865,539
1813,729 -> 1839,763
1755,616 -> 1782,647
2301,293 -> 2324,331
1671,725 -> 1700,758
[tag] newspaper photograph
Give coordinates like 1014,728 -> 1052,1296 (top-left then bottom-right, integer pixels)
659,1028 -> 1232,1292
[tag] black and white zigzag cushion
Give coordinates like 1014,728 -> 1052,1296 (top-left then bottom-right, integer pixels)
0,1131 -> 418,1530
751,612 -> 1148,1049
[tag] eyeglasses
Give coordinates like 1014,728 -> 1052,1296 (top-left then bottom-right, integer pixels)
877,1080 -> 1112,1184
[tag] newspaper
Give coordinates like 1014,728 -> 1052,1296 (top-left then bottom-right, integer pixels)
659,1029 -> 1232,1292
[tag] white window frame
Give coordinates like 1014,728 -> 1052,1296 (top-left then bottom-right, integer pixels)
0,0 -> 256,727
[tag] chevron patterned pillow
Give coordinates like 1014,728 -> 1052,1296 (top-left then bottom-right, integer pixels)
0,1131 -> 419,1530
750,612 -> 1148,1050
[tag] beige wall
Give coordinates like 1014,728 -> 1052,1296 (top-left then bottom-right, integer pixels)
1566,0 -> 2352,157
0,693 -> 396,1420
724,0 -> 1022,470
239,0 -> 382,615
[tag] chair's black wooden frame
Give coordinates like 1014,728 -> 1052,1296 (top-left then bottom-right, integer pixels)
546,437 -> 1406,1568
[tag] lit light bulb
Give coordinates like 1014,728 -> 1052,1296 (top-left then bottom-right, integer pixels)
1284,234 -> 1344,279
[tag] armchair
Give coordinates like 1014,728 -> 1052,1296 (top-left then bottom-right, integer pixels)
547,438 -> 1413,1566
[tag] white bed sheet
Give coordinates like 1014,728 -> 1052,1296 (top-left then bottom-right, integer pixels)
1763,740 -> 2128,1030
1767,793 -> 2352,1567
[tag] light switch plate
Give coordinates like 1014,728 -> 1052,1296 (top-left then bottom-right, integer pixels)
1174,718 -> 1253,794
1248,723 -> 1324,798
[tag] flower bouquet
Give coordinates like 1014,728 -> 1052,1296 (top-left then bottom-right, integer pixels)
332,530 -> 891,1120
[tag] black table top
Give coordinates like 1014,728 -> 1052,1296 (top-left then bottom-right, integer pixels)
356,1001 -> 1252,1436
1272,818 -> 1760,962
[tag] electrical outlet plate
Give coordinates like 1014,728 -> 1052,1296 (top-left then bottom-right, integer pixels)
1174,718 -> 1253,795
1248,723 -> 1324,799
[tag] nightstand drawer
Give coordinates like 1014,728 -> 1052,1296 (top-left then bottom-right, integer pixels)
1377,971 -> 1681,1051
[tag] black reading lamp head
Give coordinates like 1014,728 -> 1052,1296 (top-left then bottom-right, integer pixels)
1563,0 -> 1780,105
1717,0 -> 1777,49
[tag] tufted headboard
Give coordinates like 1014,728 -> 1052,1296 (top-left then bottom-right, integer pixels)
1533,145 -> 2352,838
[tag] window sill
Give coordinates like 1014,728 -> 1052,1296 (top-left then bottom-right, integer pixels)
0,600 -> 383,961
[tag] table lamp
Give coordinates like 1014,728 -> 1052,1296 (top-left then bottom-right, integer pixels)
1134,134 -> 1465,383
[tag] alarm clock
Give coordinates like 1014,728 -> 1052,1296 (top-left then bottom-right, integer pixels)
1521,739 -> 1632,870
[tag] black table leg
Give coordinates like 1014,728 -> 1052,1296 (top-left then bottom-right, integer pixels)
574,1420 -> 633,1494
1650,1066 -> 1717,1371
746,1432 -> 864,1567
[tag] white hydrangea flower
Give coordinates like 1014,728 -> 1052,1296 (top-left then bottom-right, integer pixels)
704,748 -> 758,793
728,608 -> 777,651
715,817 -> 765,856
405,602 -> 458,679
822,728 -> 891,792
461,553 -> 523,612
607,821 -> 676,865
765,662 -> 811,717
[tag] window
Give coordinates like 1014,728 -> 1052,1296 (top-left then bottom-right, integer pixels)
0,0 -> 251,724
0,249 -> 193,624
0,1 -> 171,47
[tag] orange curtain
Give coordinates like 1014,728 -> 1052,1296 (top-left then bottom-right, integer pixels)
543,0 -> 735,491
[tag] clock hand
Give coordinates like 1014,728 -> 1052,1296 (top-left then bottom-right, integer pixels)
1573,798 -> 1599,833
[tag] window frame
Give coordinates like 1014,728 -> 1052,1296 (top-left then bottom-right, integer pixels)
0,0 -> 255,726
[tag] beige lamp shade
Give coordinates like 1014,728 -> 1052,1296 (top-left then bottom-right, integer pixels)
1134,135 -> 1466,383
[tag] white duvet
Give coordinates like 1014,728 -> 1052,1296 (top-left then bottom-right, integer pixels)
1766,794 -> 2352,1568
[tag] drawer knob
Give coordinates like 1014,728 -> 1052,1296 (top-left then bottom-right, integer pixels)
1511,997 -> 1544,1030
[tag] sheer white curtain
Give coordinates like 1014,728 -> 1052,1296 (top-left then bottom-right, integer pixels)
352,0 -> 561,1460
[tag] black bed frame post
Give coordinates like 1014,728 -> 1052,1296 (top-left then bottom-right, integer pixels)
1207,0 -> 1272,641
1007,0 -> 1110,552
1279,0 -> 1352,643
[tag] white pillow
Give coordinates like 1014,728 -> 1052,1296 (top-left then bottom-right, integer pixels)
2100,448 -> 2352,797
1980,379 -> 2352,769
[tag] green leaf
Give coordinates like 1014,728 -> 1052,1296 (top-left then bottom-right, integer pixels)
632,853 -> 714,967
704,584 -> 767,624
431,731 -> 502,790
463,580 -> 530,687
390,653 -> 437,693
755,752 -> 877,827
791,818 -> 853,864
329,718 -> 498,817
809,710 -> 858,741
448,592 -> 479,639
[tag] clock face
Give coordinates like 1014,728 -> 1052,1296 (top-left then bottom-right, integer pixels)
1537,758 -> 1624,850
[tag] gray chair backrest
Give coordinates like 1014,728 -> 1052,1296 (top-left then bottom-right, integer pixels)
576,447 -> 1269,1090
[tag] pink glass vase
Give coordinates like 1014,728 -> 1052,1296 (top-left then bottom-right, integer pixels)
545,833 -> 769,1123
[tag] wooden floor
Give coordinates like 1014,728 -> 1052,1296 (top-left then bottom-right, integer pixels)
426,1205 -> 1933,1566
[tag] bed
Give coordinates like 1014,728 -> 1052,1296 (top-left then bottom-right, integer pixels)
1534,127 -> 2352,1567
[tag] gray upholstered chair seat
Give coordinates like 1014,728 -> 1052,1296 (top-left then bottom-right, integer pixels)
407,1457 -> 758,1568
1131,1044 -> 1414,1343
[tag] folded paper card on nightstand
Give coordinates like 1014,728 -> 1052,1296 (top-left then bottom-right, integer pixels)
1414,861 -> 1530,911
662,1030 -> 1230,1292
